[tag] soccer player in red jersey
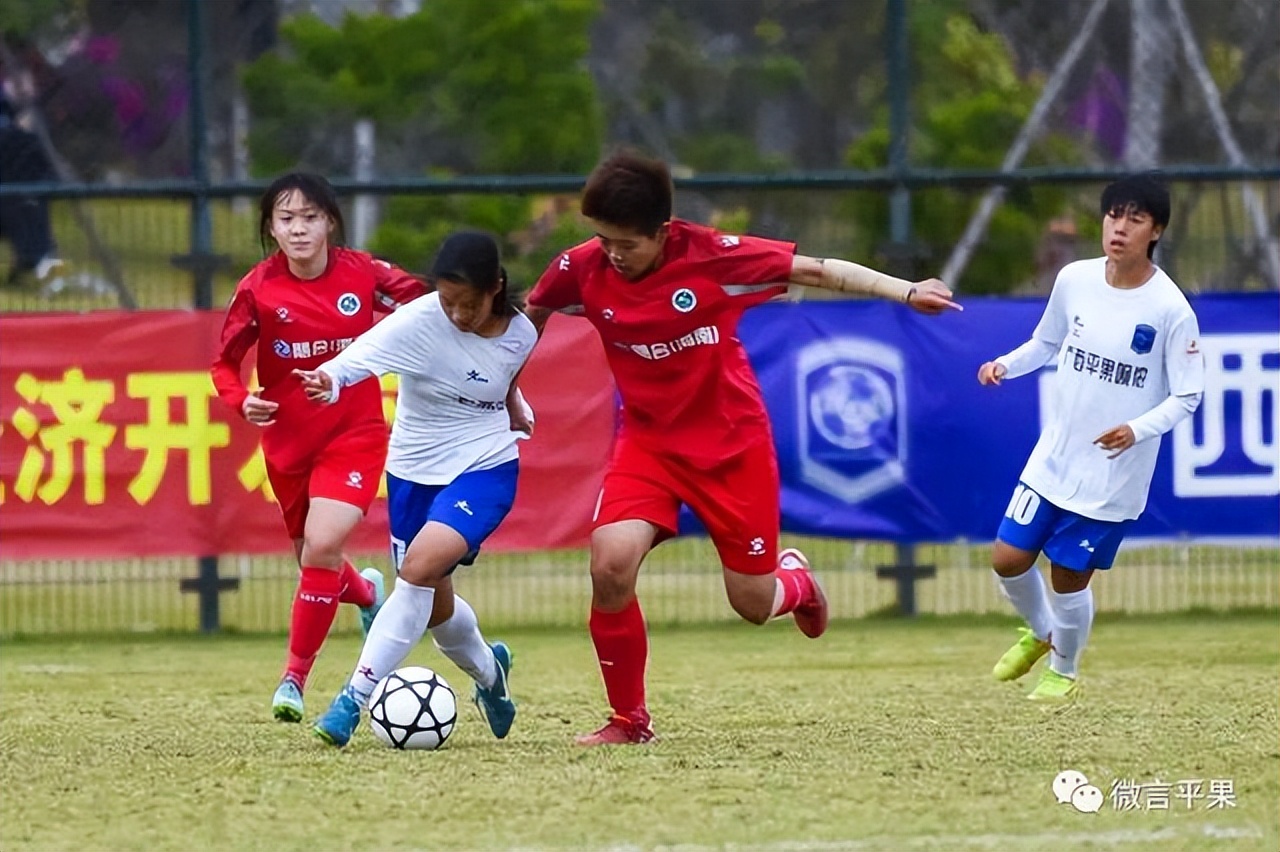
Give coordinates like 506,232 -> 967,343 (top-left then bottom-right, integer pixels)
522,150 -> 961,745
211,173 -> 426,722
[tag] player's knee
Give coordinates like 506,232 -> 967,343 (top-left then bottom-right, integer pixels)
299,537 -> 344,568
589,559 -> 637,605
991,542 -> 1037,577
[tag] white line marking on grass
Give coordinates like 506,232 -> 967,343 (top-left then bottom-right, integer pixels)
17,664 -> 89,674
590,823 -> 1264,852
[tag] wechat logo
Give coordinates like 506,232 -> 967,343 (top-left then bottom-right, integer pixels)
1053,769 -> 1103,813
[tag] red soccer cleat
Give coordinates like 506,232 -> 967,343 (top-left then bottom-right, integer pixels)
574,713 -> 656,747
779,548 -> 828,638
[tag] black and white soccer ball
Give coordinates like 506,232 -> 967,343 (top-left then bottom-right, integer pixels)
367,666 -> 457,750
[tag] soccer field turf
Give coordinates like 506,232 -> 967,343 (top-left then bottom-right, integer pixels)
1,615 -> 1275,852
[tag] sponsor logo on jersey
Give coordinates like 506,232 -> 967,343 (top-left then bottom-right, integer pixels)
457,396 -> 507,412
271,338 -> 356,359
346,471 -> 363,488
601,308 -> 615,321
613,324 -> 720,361
558,254 -> 571,271
276,307 -> 291,322
466,370 -> 489,383
454,500 -> 474,516
720,235 -> 740,248
748,537 -> 766,556
1130,323 -> 1157,354
672,288 -> 697,313
1186,339 -> 1199,355
337,292 -> 361,316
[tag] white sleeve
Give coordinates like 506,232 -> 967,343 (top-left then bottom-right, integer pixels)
1163,309 -> 1206,397
995,337 -> 1060,379
994,277 -> 1068,379
319,305 -> 431,399
1128,392 -> 1202,443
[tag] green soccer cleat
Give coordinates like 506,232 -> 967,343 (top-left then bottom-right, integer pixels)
1027,668 -> 1079,704
272,677 -> 304,722
992,627 -> 1052,682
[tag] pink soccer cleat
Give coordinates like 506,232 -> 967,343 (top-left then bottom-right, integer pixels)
779,548 -> 828,638
574,713 -> 656,747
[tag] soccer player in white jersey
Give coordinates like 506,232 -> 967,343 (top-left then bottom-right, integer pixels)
294,231 -> 539,746
977,176 -> 1205,703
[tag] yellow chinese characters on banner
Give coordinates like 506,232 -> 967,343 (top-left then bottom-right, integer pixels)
3,368 -> 243,507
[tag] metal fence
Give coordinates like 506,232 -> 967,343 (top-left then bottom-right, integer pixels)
3,538 -> 1277,638
2,0 -> 1276,636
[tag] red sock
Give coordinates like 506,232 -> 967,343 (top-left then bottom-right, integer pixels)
772,567 -> 813,617
588,597 -> 649,721
284,567 -> 342,688
337,560 -> 375,607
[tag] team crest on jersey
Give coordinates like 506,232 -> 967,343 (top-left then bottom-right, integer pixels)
672,288 -> 697,313
336,292 -> 361,316
1130,323 -> 1157,355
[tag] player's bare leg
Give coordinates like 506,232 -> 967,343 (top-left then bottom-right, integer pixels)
576,520 -> 657,746
722,548 -> 828,638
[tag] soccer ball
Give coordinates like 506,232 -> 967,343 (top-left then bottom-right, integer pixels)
367,666 -> 457,750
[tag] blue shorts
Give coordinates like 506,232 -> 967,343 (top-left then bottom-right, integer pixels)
385,460 -> 519,573
996,481 -> 1130,571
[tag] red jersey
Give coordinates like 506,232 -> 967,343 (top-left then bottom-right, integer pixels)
528,220 -> 794,464
212,247 -> 425,470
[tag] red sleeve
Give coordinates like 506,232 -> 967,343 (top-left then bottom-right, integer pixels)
211,281 -> 259,416
700,229 -> 795,308
527,244 -> 587,313
370,256 -> 428,313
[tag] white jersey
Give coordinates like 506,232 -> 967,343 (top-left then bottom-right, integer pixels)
997,257 -> 1204,521
319,292 -> 538,485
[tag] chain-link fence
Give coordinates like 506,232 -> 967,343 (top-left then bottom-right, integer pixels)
1,0 -> 1276,636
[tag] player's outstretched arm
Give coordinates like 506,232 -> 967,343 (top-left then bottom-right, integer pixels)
789,255 -> 961,314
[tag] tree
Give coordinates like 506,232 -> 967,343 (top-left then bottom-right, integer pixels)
844,8 -> 1085,293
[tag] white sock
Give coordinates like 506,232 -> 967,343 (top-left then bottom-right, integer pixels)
1048,587 -> 1094,679
430,595 -> 497,690
347,577 -> 435,704
996,569 -> 1053,641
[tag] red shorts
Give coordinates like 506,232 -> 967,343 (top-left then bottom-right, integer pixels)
264,424 -> 387,540
594,434 -> 780,575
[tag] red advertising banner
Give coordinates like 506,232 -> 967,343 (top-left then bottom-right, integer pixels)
0,311 -> 615,558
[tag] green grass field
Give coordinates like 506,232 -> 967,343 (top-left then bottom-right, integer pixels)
1,614 -> 1276,852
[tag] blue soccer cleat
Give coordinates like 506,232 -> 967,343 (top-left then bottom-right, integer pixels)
358,567 -> 386,637
473,641 -> 516,739
313,686 -> 364,747
272,677 -> 304,723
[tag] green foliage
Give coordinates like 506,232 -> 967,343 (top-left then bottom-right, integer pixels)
0,0 -> 81,39
241,0 -> 603,276
845,12 -> 1087,293
241,0 -> 603,175
369,188 -> 594,296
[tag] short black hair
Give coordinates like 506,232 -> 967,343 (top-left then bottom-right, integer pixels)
580,149 -> 673,236
1101,175 -> 1170,259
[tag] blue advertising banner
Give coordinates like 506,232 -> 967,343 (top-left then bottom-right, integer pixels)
718,293 -> 1278,544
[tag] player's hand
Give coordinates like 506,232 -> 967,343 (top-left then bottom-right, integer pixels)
292,369 -> 335,403
241,393 -> 279,426
1094,424 -> 1136,459
977,361 -> 1007,386
907,278 -> 962,315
